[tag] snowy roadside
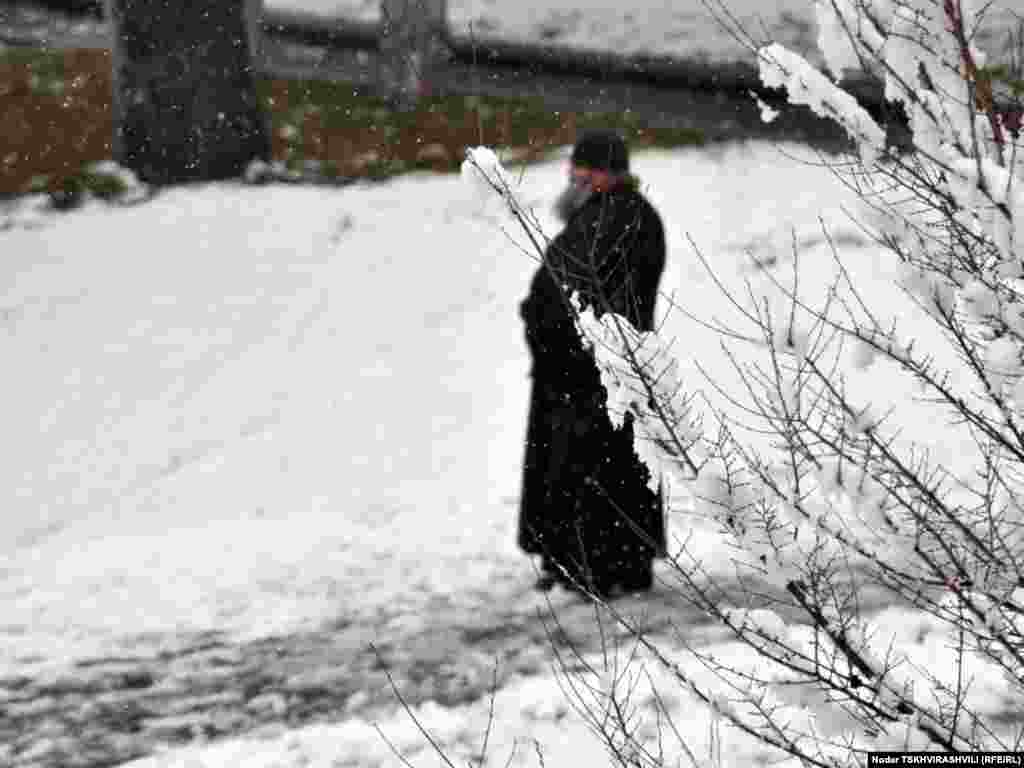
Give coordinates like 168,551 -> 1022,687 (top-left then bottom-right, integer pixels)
267,0 -> 1017,69
3,141 -> 1021,766
3,142 -> 872,677
0,146 -> 763,766
116,603 -> 1022,768
4,1 -> 1015,72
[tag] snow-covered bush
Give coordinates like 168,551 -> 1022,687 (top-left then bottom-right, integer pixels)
463,0 -> 1024,764
586,0 -> 1024,762
33,161 -> 149,211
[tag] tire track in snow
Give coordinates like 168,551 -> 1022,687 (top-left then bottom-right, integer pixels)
1,572 -> 896,767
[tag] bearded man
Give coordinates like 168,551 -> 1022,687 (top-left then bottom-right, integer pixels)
518,130 -> 667,598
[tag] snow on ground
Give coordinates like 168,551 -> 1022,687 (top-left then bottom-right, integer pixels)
0,145 -> 769,675
2,142 -> 1019,766
3,142 -> 882,675
124,644 -> 784,768
6,0 -> 1012,83
1,172 -> 536,673
120,609 -> 1022,768
265,0 -> 1017,69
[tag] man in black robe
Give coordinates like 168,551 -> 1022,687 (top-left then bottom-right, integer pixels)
518,130 -> 667,599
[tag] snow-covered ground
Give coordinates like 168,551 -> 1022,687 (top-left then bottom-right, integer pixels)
266,0 -> 1017,69
0,146 -> 773,671
3,143 -> 865,671
2,0 -> 1021,763
5,0 -> 1012,73
2,141 -> 1019,767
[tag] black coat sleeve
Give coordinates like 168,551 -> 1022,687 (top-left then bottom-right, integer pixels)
519,262 -> 584,379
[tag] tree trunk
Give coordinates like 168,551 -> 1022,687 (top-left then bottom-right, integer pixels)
106,0 -> 271,186
378,0 -> 447,110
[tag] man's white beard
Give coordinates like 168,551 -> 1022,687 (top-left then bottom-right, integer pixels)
553,182 -> 595,223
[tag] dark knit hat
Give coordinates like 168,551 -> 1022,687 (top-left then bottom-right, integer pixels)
570,130 -> 630,173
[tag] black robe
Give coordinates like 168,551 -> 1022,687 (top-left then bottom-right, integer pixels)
517,181 -> 667,593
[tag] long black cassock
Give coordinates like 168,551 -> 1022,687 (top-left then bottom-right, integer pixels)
517,178 -> 667,594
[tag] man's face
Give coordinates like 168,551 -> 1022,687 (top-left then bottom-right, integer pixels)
571,166 -> 615,192
554,165 -> 606,222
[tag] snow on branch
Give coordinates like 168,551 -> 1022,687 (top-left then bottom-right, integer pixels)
575,305 -> 703,491
757,43 -> 887,165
